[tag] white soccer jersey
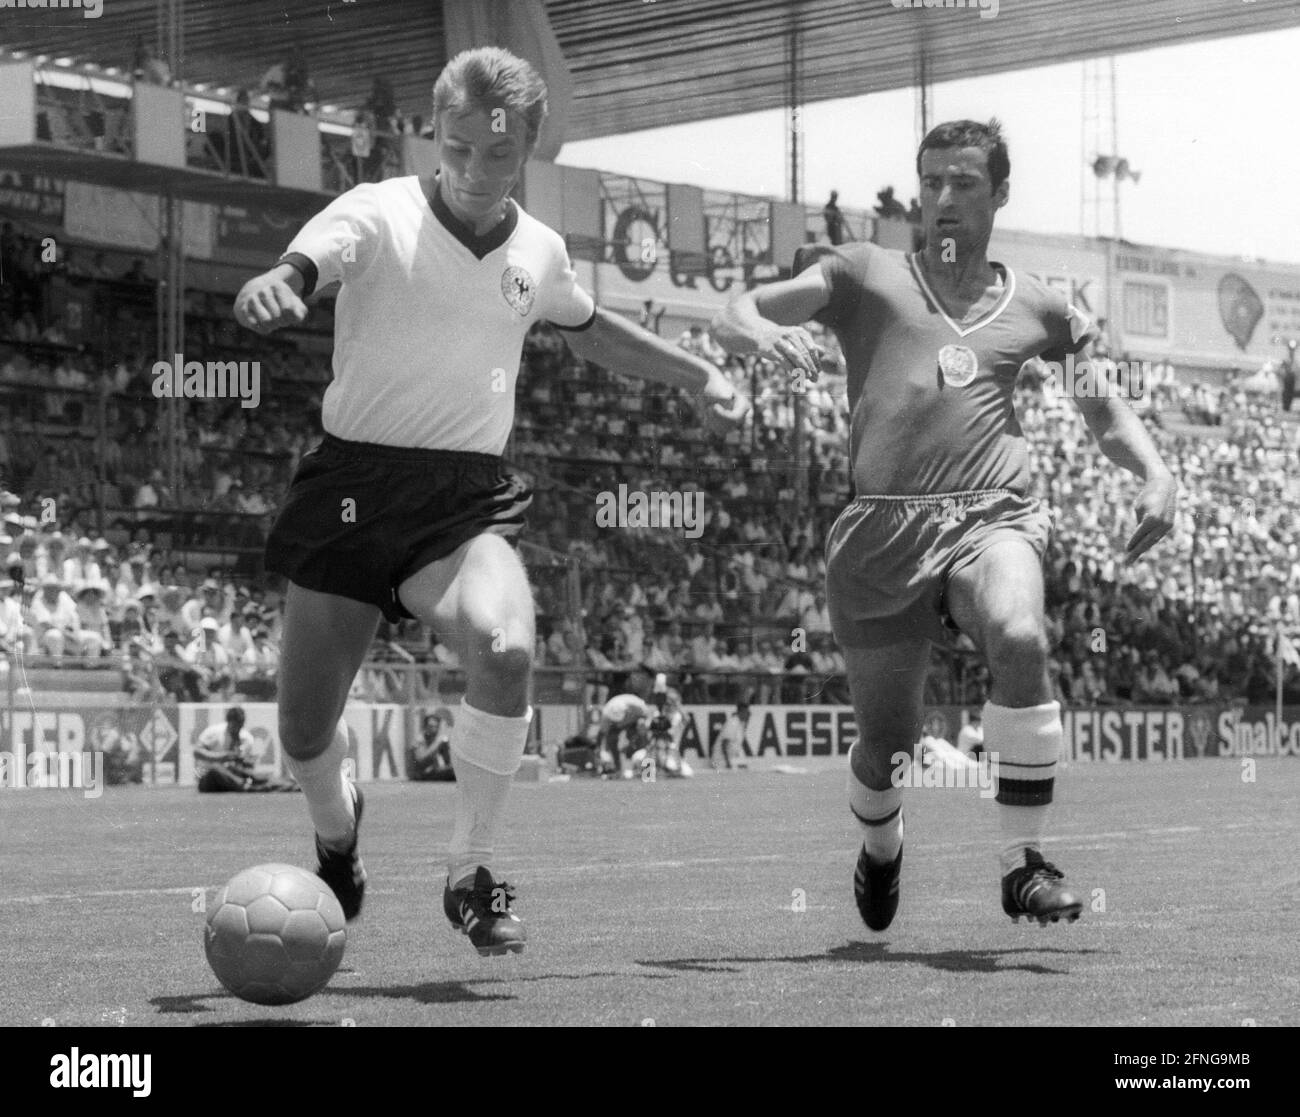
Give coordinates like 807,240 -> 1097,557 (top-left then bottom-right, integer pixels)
283,175 -> 596,454
602,693 -> 649,726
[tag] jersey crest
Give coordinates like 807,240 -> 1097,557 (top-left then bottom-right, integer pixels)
501,265 -> 537,316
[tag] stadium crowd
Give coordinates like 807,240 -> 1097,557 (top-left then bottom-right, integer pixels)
3,212 -> 1299,708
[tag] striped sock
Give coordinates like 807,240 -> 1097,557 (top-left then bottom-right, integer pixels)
987,700 -> 1062,874
847,743 -> 904,864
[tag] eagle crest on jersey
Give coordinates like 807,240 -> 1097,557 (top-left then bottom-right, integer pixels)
501,265 -> 537,316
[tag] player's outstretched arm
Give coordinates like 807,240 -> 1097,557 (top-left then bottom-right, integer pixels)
560,307 -> 749,432
710,267 -> 830,381
1072,393 -> 1178,563
233,263 -> 309,335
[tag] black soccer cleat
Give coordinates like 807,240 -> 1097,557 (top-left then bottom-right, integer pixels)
1001,849 -> 1082,925
443,866 -> 527,956
853,842 -> 903,932
314,784 -> 366,921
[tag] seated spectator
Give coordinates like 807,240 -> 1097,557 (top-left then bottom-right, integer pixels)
153,629 -> 205,701
195,707 -> 297,792
407,710 -> 455,782
29,574 -> 81,658
73,581 -> 112,658
237,626 -> 279,699
0,577 -> 30,654
187,617 -> 234,697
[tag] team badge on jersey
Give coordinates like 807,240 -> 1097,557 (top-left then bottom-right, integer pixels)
501,266 -> 536,316
938,344 -> 979,387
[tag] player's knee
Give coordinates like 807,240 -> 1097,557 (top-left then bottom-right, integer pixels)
467,624 -> 533,679
278,705 -> 343,760
986,620 -> 1050,673
852,716 -> 921,781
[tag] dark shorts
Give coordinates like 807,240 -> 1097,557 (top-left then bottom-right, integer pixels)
264,434 -> 533,623
825,488 -> 1053,649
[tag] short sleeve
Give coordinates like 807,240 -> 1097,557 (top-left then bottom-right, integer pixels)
538,234 -> 596,330
1039,291 -> 1097,363
793,243 -> 867,330
281,183 -> 384,297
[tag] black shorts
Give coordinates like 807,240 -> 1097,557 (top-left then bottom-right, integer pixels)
264,433 -> 532,623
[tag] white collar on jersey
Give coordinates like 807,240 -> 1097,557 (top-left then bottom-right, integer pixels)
907,252 -> 1017,339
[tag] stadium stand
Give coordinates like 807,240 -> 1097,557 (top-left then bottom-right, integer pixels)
3,70 -> 1299,716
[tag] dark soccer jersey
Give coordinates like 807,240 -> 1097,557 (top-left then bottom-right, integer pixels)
798,242 -> 1094,496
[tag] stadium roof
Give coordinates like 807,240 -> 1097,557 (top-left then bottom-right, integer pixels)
2,0 -> 1296,141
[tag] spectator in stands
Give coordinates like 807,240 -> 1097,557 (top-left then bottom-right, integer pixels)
116,599 -> 148,648
260,45 -> 314,114
0,577 -> 29,654
238,626 -> 279,699
874,185 -> 907,219
782,638 -> 815,704
226,88 -> 269,177
1279,341 -> 1297,413
131,37 -> 172,86
73,582 -> 111,658
30,574 -> 81,658
188,617 -> 234,698
639,299 -> 665,336
801,590 -> 832,634
219,605 -> 255,662
822,190 -> 845,245
153,629 -> 204,701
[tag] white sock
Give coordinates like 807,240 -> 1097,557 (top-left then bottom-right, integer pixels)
447,701 -> 532,888
987,700 -> 1062,874
847,743 -> 904,863
285,718 -> 356,850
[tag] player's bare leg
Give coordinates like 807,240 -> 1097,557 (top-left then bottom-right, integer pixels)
946,539 -> 1082,924
278,584 -> 381,919
399,532 -> 534,955
843,639 -> 930,931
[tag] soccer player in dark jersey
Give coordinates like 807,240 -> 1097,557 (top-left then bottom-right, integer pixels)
712,119 -> 1177,929
233,48 -> 747,955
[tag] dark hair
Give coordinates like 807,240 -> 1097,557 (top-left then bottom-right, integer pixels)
916,118 -> 1009,191
226,706 -> 245,723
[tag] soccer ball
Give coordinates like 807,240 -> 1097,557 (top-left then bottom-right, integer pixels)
204,863 -> 347,1006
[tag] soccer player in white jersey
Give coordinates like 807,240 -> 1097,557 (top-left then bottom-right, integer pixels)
233,48 -> 747,955
597,692 -> 650,778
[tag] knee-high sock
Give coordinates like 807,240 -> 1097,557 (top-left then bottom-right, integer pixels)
986,700 -> 1062,874
447,701 -> 532,888
847,741 -> 904,863
285,718 -> 356,849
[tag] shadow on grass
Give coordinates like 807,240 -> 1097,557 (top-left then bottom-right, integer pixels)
154,967 -> 673,1020
637,940 -> 1112,977
195,1018 -> 332,1027
152,980 -> 514,1018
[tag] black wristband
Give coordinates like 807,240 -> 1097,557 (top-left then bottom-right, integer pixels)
276,252 -> 318,298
